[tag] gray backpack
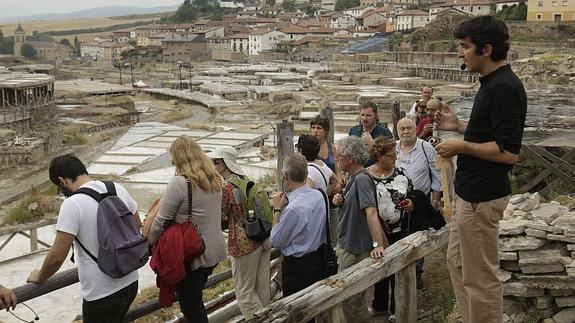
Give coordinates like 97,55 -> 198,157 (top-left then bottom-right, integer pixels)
73,181 -> 148,278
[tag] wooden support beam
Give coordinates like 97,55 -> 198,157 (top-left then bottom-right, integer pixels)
17,230 -> 52,248
244,228 -> 450,323
522,146 -> 575,190
391,101 -> 401,140
319,107 -> 334,144
0,232 -> 17,252
276,120 -> 294,191
395,262 -> 417,323
0,218 -> 57,236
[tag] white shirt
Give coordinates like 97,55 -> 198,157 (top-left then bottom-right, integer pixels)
307,161 -> 333,193
395,139 -> 441,195
55,180 -> 139,301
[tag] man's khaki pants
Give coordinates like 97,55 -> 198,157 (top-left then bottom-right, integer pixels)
447,195 -> 510,323
231,239 -> 272,319
336,247 -> 371,322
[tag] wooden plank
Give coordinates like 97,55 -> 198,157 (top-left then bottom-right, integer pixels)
436,156 -> 454,221
29,228 -> 38,252
395,262 -> 417,323
17,231 -> 52,248
276,120 -> 294,191
391,101 -> 400,140
324,304 -> 345,323
528,146 -> 575,173
0,232 -> 17,252
245,227 -> 450,323
0,218 -> 57,236
320,107 -> 335,144
522,146 -> 575,188
518,147 -> 575,192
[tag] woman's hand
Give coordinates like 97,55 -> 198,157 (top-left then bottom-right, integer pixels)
400,199 -> 415,213
332,193 -> 344,206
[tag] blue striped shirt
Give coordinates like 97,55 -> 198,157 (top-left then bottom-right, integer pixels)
271,186 -> 327,257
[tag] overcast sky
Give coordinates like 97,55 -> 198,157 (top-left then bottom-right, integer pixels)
0,0 -> 184,15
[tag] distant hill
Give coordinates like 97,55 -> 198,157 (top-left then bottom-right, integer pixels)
0,5 -> 179,22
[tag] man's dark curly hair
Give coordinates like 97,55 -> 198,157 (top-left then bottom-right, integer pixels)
453,15 -> 510,62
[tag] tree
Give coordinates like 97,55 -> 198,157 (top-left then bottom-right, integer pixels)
335,0 -> 359,11
74,36 -> 81,55
282,0 -> 296,11
60,38 -> 71,46
20,43 -> 37,59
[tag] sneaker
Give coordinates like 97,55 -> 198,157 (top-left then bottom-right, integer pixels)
388,314 -> 396,322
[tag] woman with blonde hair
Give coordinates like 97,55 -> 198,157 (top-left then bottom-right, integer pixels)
150,136 -> 226,323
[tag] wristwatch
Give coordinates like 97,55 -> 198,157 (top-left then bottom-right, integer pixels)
373,242 -> 380,248
273,209 -> 282,213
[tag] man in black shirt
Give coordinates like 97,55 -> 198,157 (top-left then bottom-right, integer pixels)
435,16 -> 527,323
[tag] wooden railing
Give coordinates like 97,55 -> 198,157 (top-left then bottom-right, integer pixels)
245,226 -> 450,323
0,218 -> 56,263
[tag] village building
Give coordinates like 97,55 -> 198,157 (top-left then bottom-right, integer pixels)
328,13 -> 357,29
396,10 -> 430,30
13,23 -> 27,58
431,0 -> 492,16
161,34 -> 209,63
527,0 -> 575,21
357,9 -> 389,32
343,5 -> 375,18
230,33 -> 250,54
27,41 -> 74,61
248,29 -> 286,55
112,30 -> 133,43
321,0 -> 336,11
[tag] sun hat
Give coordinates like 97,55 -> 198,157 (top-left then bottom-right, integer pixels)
206,146 -> 246,176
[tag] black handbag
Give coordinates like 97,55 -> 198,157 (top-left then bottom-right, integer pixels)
317,189 -> 338,278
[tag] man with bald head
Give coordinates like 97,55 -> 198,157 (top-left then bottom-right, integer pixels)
395,117 -> 441,288
417,98 -> 442,142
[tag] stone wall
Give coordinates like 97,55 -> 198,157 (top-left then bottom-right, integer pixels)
499,192 -> 575,323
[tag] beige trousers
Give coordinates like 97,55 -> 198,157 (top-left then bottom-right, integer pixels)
336,246 -> 371,322
447,194 -> 510,323
231,239 -> 272,319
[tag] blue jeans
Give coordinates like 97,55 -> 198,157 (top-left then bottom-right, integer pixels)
176,265 -> 215,323
82,280 -> 138,323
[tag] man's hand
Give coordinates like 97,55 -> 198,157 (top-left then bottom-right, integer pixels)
271,192 -> 286,210
423,124 -> 433,135
435,138 -> 465,158
27,270 -> 43,284
431,199 -> 440,210
332,193 -> 343,206
370,246 -> 385,259
360,132 -> 374,145
435,107 -> 460,132
0,285 -> 16,311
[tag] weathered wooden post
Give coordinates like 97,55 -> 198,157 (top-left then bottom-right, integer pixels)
391,101 -> 401,140
30,228 -> 38,252
276,120 -> 294,191
319,107 -> 335,144
395,262 -> 417,322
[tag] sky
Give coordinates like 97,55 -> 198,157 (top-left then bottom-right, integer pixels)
0,0 -> 184,16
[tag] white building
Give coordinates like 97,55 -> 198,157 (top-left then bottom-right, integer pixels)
330,13 -> 357,29
431,0 -> 492,17
396,10 -> 429,30
230,33 -> 250,54
343,5 -> 375,18
248,29 -> 286,55
322,0 -> 336,10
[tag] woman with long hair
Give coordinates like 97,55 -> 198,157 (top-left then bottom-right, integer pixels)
309,115 -> 337,172
150,136 -> 226,323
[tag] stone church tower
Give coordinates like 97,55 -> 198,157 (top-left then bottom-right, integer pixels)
13,21 -> 26,57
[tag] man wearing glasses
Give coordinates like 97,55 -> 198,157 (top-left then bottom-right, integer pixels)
27,154 -> 140,323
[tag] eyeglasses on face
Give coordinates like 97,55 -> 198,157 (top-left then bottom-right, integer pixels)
212,159 -> 223,165
384,152 -> 397,158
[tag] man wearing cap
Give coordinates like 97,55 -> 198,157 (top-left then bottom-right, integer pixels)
208,146 -> 271,320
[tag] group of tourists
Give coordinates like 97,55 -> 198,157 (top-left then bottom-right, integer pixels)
2,15 -> 526,323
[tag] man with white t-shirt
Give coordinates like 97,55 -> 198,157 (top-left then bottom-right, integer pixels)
27,154 -> 139,323
408,85 -> 433,117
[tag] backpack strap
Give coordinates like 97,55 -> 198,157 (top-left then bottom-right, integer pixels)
70,186 -> 103,264
420,140 -> 433,190
103,181 -> 117,197
185,177 -> 193,217
316,188 -> 331,249
308,163 -> 328,187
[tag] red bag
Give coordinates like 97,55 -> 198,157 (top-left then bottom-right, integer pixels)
180,219 -> 205,261
181,177 -> 205,261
